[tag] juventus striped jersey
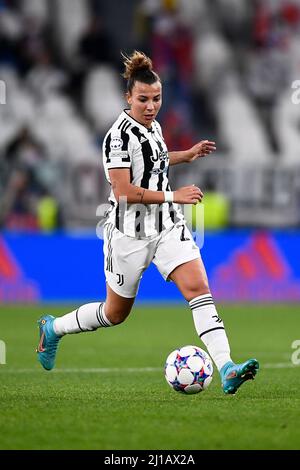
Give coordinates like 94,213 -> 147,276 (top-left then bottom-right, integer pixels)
102,110 -> 184,238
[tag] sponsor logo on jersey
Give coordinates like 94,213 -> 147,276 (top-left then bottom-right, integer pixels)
110,137 -> 123,151
150,150 -> 168,163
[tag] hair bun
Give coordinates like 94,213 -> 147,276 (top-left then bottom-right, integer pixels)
122,51 -> 153,80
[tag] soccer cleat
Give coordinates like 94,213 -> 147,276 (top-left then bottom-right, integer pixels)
220,358 -> 259,395
36,315 -> 61,371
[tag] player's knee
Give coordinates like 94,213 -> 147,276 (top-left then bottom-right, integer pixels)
105,307 -> 131,326
109,314 -> 126,326
185,281 -> 210,301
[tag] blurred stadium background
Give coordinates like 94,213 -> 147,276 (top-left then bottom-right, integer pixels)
1,0 -> 300,303
1,0 -> 300,451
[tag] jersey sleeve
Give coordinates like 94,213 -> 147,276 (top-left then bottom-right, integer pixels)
103,130 -> 132,170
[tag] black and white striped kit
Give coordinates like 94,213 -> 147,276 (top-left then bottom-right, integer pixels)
102,110 -> 183,238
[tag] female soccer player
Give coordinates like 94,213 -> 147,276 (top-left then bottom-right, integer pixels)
37,51 -> 259,394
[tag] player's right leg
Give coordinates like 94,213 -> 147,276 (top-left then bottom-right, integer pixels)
36,286 -> 135,371
36,224 -> 148,371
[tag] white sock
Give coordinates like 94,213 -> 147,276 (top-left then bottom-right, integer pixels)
189,294 -> 232,371
53,302 -> 113,336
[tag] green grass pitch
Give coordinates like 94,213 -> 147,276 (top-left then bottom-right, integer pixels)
0,304 -> 299,450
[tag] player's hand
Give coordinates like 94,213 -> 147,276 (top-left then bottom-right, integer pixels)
174,185 -> 203,204
185,140 -> 216,162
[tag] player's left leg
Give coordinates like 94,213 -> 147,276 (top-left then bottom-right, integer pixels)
169,258 -> 259,394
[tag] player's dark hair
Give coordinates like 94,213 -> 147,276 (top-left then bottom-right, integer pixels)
122,50 -> 161,94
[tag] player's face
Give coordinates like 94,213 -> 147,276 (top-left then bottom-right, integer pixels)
127,80 -> 162,128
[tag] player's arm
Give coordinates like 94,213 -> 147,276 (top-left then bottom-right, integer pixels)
109,169 -> 203,205
169,140 -> 216,166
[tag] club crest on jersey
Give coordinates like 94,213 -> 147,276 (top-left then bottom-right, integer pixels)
110,137 -> 123,151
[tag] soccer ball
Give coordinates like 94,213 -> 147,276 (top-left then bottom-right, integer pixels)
165,345 -> 213,394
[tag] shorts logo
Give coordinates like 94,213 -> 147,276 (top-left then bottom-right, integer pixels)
110,137 -> 123,151
117,273 -> 124,286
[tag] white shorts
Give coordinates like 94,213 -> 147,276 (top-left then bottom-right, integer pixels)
103,222 -> 200,298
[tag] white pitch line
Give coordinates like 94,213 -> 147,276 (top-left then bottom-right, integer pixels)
0,367 -> 161,374
0,363 -> 299,373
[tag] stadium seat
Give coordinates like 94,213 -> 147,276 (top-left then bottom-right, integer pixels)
177,0 -> 208,30
83,65 -> 124,134
0,68 -> 35,150
193,31 -> 234,91
215,74 -> 273,163
51,0 -> 91,63
30,95 -> 98,163
19,0 -> 49,24
273,89 -> 300,164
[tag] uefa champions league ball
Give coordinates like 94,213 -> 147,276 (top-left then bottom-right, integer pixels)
165,345 -> 213,394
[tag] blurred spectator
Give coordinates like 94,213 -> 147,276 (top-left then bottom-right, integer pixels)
203,177 -> 230,230
138,1 -> 196,148
36,189 -> 62,232
0,0 -> 22,67
253,0 -> 300,48
151,6 -> 194,106
187,175 -> 230,231
281,1 -> 300,26
216,0 -> 254,46
73,16 -> 119,108
0,167 -> 39,230
162,109 -> 194,150
25,49 -> 68,101
0,0 -> 300,229
78,17 -> 117,68
16,14 -> 53,76
0,166 -> 62,232
0,127 -> 63,231
245,46 -> 290,152
247,1 -> 294,153
5,126 -> 46,170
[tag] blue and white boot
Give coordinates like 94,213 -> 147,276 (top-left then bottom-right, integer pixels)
220,359 -> 259,395
36,315 -> 61,371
